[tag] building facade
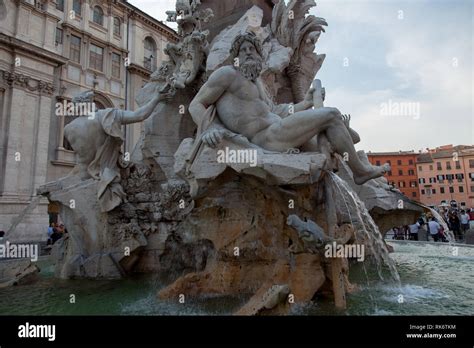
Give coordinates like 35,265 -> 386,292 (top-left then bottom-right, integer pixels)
416,145 -> 474,209
367,151 -> 420,200
0,0 -> 177,241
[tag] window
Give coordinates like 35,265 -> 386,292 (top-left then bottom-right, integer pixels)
459,186 -> 464,193
429,177 -> 437,184
446,162 -> 452,170
409,159 -> 413,165
436,162 -> 442,170
397,160 -> 402,165
55,28 -> 63,45
398,170 -> 403,176
421,189 -> 425,195
72,0 -> 81,16
455,161 -> 461,169
410,181 -> 417,188
144,37 -> 156,71
470,160 -> 474,168
112,53 -> 121,79
429,165 -> 433,171
92,6 -> 104,26
411,192 -> 416,198
471,186 -> 474,193
438,174 -> 445,183
426,188 -> 432,195
449,187 -> 454,193
446,174 -> 454,181
113,17 -> 121,36
440,187 -> 445,194
470,173 -> 474,181
70,35 -> 81,63
89,44 -> 104,71
418,178 -> 426,184
408,169 -> 415,176
34,0 -> 44,10
418,166 -> 422,171
432,189 -> 436,194
456,173 -> 464,182
56,0 -> 64,11
399,181 -> 405,188
376,160 -> 381,166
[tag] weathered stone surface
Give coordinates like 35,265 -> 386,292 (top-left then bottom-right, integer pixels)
0,259 -> 40,288
157,171 -> 337,314
175,137 -> 327,197
40,175 -> 148,279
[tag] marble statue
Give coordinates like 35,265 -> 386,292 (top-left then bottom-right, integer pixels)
64,86 -> 172,212
188,32 -> 389,185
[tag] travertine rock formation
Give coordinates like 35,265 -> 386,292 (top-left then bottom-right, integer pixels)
0,259 -> 39,288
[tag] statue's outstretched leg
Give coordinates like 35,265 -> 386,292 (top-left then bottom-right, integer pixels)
251,107 -> 389,185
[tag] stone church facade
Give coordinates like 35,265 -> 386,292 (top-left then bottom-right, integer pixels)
0,0 -> 177,241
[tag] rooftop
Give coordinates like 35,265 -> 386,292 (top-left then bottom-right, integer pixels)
367,151 -> 416,156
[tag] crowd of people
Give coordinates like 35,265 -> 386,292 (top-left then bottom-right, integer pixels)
47,222 -> 67,245
390,208 -> 473,243
442,209 -> 472,240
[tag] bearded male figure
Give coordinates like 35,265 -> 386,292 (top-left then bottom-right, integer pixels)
189,32 -> 389,185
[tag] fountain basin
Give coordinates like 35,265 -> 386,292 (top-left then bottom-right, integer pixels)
0,241 -> 472,315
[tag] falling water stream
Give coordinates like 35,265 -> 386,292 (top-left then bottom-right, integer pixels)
418,204 -> 456,243
329,172 -> 401,284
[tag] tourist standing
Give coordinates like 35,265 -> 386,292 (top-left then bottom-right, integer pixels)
460,210 -> 470,238
449,213 -> 461,240
469,208 -> 474,229
428,217 -> 442,242
408,222 -> 420,241
47,223 -> 55,245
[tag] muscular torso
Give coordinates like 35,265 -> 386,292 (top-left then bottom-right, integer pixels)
215,71 -> 280,139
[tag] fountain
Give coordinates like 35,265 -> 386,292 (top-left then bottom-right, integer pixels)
11,0 -> 425,315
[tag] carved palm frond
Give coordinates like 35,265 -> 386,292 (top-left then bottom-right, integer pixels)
271,0 -> 327,51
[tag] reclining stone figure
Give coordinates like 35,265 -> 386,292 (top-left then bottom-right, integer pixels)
64,86 -> 171,212
188,32 -> 389,185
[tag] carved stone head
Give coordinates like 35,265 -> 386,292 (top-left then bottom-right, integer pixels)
72,90 -> 94,103
230,32 -> 263,60
151,61 -> 174,82
230,32 -> 264,81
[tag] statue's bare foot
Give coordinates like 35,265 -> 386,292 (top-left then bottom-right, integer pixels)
353,163 -> 390,185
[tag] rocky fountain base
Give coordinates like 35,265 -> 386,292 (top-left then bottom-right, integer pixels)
157,170 -> 358,314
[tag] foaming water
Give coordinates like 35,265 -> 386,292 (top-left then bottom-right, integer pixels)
340,241 -> 474,315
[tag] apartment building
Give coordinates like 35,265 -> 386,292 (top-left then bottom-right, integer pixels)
416,145 -> 474,208
367,151 -> 419,200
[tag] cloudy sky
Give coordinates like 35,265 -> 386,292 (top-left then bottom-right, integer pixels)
129,0 -> 473,152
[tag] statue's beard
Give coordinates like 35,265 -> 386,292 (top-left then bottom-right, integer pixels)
238,59 -> 263,82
